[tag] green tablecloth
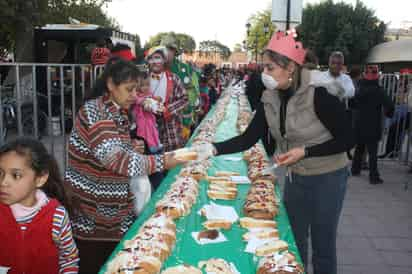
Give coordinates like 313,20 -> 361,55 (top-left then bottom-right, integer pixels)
99,95 -> 302,273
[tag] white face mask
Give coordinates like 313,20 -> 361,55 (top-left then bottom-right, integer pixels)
261,73 -> 279,91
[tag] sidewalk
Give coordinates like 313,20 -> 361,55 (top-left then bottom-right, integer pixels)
335,160 -> 412,274
275,160 -> 412,274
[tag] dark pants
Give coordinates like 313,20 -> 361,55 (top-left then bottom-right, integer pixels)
76,239 -> 118,274
352,141 -> 379,179
284,167 -> 348,274
149,171 -> 165,191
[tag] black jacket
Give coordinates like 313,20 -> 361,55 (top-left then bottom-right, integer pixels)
209,86 -> 218,105
245,72 -> 264,111
350,79 -> 394,143
245,72 -> 276,155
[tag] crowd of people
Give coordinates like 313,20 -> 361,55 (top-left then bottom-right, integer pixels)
0,30 -> 408,274
0,34 -> 242,274
242,49 -> 397,185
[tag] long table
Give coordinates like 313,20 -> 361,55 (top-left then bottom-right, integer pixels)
99,91 -> 302,273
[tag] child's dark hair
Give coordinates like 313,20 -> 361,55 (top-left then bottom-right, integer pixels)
86,56 -> 141,101
0,137 -> 71,213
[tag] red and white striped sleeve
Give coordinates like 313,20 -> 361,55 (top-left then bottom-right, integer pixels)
52,206 -> 80,274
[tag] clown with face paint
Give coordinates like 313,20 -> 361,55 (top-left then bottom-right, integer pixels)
161,34 -> 201,140
146,46 -> 189,152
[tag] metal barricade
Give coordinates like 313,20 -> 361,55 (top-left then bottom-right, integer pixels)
0,62 -> 93,170
93,64 -> 105,82
379,73 -> 412,167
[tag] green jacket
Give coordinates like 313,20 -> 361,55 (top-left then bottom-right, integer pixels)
171,59 -> 200,127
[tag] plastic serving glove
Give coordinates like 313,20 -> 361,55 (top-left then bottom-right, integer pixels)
130,175 -> 152,215
193,142 -> 217,161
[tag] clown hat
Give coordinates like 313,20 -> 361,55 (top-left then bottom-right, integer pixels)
265,31 -> 306,65
364,65 -> 379,80
145,46 -> 168,60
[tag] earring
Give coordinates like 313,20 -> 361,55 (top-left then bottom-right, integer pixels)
288,77 -> 293,83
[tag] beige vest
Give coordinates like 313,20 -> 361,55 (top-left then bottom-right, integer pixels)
261,69 -> 348,176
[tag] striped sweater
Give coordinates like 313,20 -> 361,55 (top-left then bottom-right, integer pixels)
156,71 -> 189,151
64,95 -> 164,241
15,202 -> 79,274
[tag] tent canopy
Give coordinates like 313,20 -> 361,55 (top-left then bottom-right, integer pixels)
367,39 -> 412,63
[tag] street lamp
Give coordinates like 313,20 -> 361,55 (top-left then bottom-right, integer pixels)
246,22 -> 251,36
263,23 -> 269,35
245,21 -> 270,64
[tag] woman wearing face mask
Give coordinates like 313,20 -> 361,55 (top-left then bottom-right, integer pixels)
193,32 -> 353,274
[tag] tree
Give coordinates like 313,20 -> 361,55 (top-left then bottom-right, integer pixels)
199,40 -> 231,60
0,1 -> 40,61
245,7 -> 276,59
233,43 -> 243,53
0,0 -> 117,61
297,0 -> 386,65
134,34 -> 146,63
176,33 -> 196,54
42,0 -> 118,29
145,32 -> 196,54
144,32 -> 165,49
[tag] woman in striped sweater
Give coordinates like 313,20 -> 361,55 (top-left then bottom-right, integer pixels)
0,137 -> 79,274
64,57 -> 186,274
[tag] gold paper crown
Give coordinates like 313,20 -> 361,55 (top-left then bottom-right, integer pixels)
265,31 -> 306,65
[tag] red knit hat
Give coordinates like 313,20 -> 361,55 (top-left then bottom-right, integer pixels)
265,31 -> 306,65
400,68 -> 412,74
112,49 -> 135,61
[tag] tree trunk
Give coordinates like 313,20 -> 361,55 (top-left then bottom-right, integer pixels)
14,0 -> 40,62
3,1 -> 40,85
